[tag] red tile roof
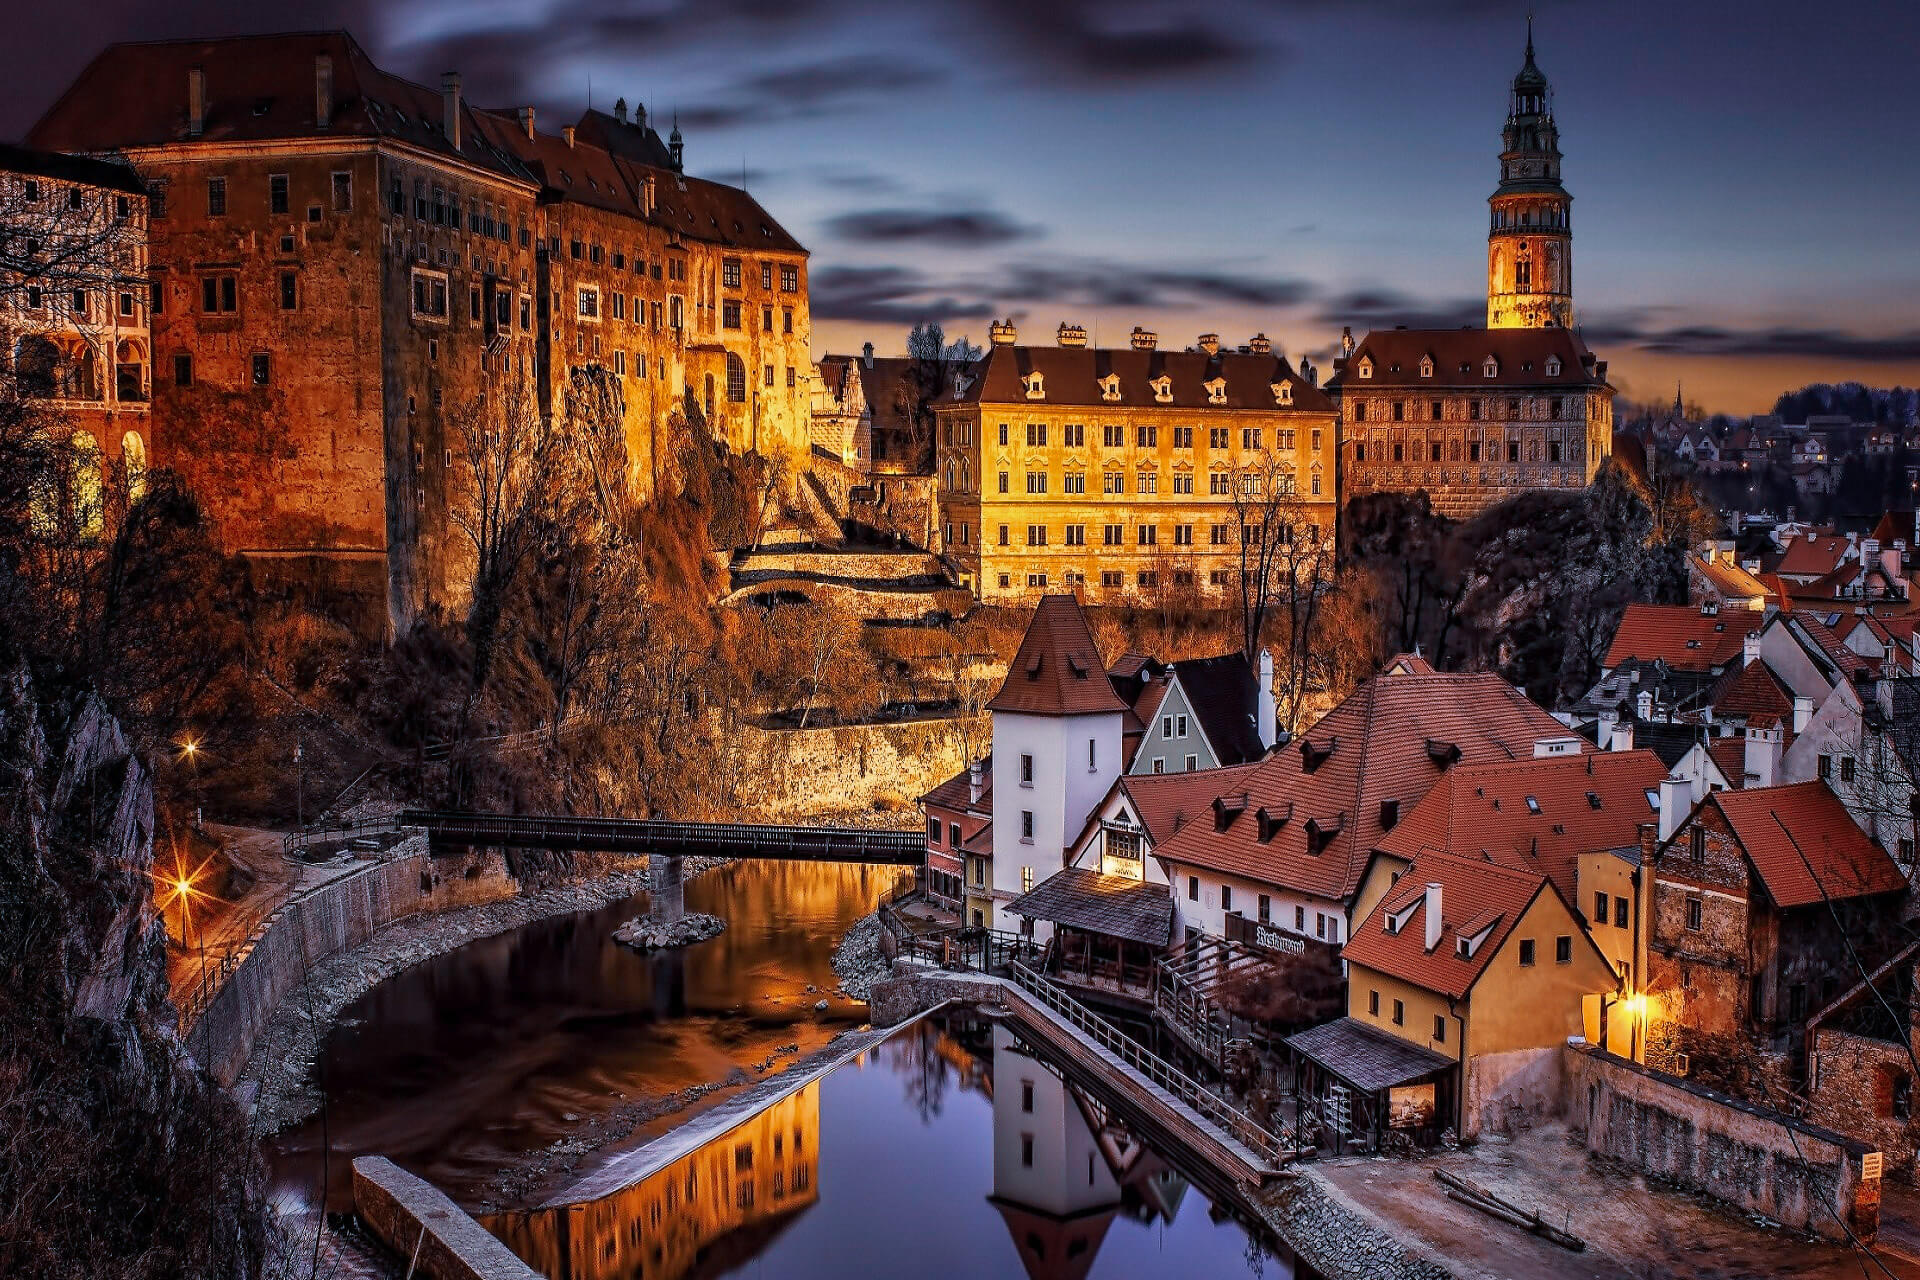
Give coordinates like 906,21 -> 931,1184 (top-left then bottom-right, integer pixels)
959,345 -> 1335,414
923,759 -> 991,816
1706,737 -> 1750,789
1603,604 -> 1759,673
1709,660 -> 1794,722
1374,750 -> 1670,902
1342,851 -> 1560,1000
1691,554 -> 1771,604
986,595 -> 1131,717
1774,535 -> 1851,580
1710,782 -> 1906,908
1117,764 -> 1263,847
1152,668 -> 1579,902
1791,613 -> 1870,680
1328,327 -> 1608,391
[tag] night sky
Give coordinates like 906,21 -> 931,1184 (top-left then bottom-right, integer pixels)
11,0 -> 1919,413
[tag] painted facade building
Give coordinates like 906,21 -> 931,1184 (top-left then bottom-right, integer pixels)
931,324 -> 1336,605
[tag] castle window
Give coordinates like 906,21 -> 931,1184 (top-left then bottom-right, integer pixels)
250,353 -> 271,386
761,262 -> 774,290
279,272 -> 298,310
411,269 -> 448,320
1392,401 -> 1404,422
726,354 -> 746,403
1483,357 -> 1499,378
1419,356 -> 1434,379
722,258 -> 742,289
722,300 -> 741,329
1272,380 -> 1294,406
1205,377 -> 1227,405
1431,400 -> 1444,420
1545,356 -> 1562,376
269,173 -> 289,214
577,287 -> 600,320
1100,374 -> 1121,402
1151,375 -> 1172,403
331,171 -> 353,211
781,264 -> 798,292
1137,424 -> 1158,447
1024,372 -> 1045,399
200,274 -> 237,314
206,176 -> 227,217
173,353 -> 192,386
1356,359 -> 1372,379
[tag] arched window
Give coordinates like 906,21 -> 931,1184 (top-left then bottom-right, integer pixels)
13,336 -> 59,398
726,354 -> 746,403
122,431 -> 148,502
71,431 -> 103,539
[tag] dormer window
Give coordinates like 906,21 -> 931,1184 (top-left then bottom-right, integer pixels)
1205,377 -> 1227,405
1356,358 -> 1374,380
1271,380 -> 1294,406
1483,356 -> 1499,378
1023,371 -> 1045,400
1299,736 -> 1336,773
1099,373 -> 1121,402
951,372 -> 974,400
1545,355 -> 1562,376
1151,375 -> 1173,404
1419,355 -> 1434,379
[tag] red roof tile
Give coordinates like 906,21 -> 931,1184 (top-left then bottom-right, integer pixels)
1342,851 -> 1558,1000
1774,535 -> 1851,580
1710,782 -> 1906,908
1706,737 -> 1750,789
1709,660 -> 1794,722
1152,668 -> 1578,901
1117,764 -> 1263,847
923,759 -> 991,816
986,595 -> 1131,717
1374,750 -> 1670,902
1603,603 -> 1759,673
1328,327 -> 1609,391
959,345 -> 1335,414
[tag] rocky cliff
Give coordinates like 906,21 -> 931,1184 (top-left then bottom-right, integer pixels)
0,670 -> 266,1278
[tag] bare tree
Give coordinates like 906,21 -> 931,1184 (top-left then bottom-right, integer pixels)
888,322 -> 982,469
449,372 -> 567,740
1227,451 -> 1324,667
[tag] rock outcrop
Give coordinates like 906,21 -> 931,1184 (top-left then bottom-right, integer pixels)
612,911 -> 727,951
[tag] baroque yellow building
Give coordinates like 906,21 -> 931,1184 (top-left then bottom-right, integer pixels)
932,323 -> 1338,605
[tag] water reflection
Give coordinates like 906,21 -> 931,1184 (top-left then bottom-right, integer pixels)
493,1016 -> 1296,1279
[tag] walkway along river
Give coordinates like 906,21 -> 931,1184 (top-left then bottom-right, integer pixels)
267,859 -> 905,1214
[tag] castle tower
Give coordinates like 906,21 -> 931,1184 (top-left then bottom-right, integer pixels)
1486,20 -> 1573,329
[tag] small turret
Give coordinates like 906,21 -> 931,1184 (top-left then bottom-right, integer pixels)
669,118 -> 684,172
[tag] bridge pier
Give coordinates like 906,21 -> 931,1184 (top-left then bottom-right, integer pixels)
649,854 -> 685,924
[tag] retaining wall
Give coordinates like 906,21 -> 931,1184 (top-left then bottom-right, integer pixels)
190,840 -> 519,1085
735,715 -> 983,819
1567,1043 -> 1881,1242
353,1156 -> 539,1280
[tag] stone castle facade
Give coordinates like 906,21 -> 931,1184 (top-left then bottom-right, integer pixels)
1327,25 -> 1612,520
27,32 -> 812,633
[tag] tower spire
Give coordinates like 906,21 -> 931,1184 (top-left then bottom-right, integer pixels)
1525,12 -> 1535,62
1485,17 -> 1572,329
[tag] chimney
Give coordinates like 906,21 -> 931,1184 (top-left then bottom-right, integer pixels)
968,759 -> 983,805
640,171 -> 656,216
989,319 -> 1017,347
1597,708 -> 1618,746
1744,722 -> 1783,788
1658,777 -> 1689,842
1257,650 -> 1277,750
1129,326 -> 1158,351
1340,326 -> 1355,359
562,126 -> 576,149
517,106 -> 536,141
1197,333 -> 1220,357
1423,883 -> 1443,951
669,123 -> 683,171
315,55 -> 333,130
862,342 -> 874,370
1636,689 -> 1653,721
1793,695 -> 1814,735
187,67 -> 206,138
1743,632 -> 1761,668
613,97 -> 628,124
1610,721 -> 1635,753
1056,322 -> 1087,348
1248,333 -> 1272,355
441,72 -> 462,149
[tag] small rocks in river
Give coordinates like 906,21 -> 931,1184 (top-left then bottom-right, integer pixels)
805,985 -> 817,993
611,912 -> 727,951
813,999 -> 830,1012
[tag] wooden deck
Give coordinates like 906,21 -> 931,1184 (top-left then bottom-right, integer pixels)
999,964 -> 1294,1185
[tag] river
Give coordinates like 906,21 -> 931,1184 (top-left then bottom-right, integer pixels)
267,859 -> 1300,1277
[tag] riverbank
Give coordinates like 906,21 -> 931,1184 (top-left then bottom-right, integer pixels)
240,855 -> 728,1136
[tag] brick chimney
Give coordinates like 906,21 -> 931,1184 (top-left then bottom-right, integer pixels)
1129,326 -> 1158,351
517,106 -> 536,141
1056,322 -> 1087,348
1197,333 -> 1220,357
187,67 -> 206,138
441,72 -> 462,149
1248,333 -> 1272,355
315,55 -> 333,130
1340,326 -> 1355,360
989,319 -> 1017,346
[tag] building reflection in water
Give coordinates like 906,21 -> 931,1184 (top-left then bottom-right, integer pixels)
487,1080 -> 821,1280
988,1023 -> 1192,1280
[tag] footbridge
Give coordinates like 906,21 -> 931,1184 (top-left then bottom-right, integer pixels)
284,810 -> 924,865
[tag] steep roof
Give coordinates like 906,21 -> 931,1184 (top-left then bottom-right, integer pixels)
1006,866 -> 1175,946
1117,764 -> 1262,847
922,758 -> 991,816
1706,736 -> 1749,789
0,142 -> 147,196
1691,554 -> 1771,604
1343,851 -> 1564,1001
1603,604 -> 1759,673
28,31 -> 803,253
1709,782 -> 1906,908
1773,534 -> 1851,580
1326,327 -> 1608,391
1151,668 -> 1579,902
1171,653 -> 1265,766
987,595 -> 1129,717
955,344 -> 1335,414
1709,659 -> 1795,723
1375,750 -> 1669,901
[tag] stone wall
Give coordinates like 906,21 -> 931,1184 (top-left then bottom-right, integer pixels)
1808,1024 -> 1920,1183
734,547 -> 947,581
353,1156 -> 539,1280
868,967 -> 1007,1028
1466,1046 -> 1567,1138
191,838 -> 521,1085
1567,1043 -> 1880,1242
734,714 -> 983,820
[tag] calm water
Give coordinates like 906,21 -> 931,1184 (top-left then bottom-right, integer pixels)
490,1016 -> 1300,1280
268,860 -> 906,1210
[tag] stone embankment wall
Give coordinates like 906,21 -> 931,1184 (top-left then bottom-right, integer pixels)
1567,1043 -> 1880,1242
735,547 -> 947,581
353,1157 -> 540,1280
1807,1023 -> 1920,1182
735,715 -> 984,819
193,840 -> 521,1085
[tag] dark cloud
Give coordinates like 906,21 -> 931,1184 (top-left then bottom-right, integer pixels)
677,56 -> 945,131
1624,325 -> 1920,364
814,168 -> 908,195
827,207 -> 1040,247
1315,288 -> 1485,330
810,264 -> 999,326
973,0 -> 1266,82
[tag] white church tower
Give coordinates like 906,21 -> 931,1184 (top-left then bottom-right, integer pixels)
988,595 -> 1127,938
